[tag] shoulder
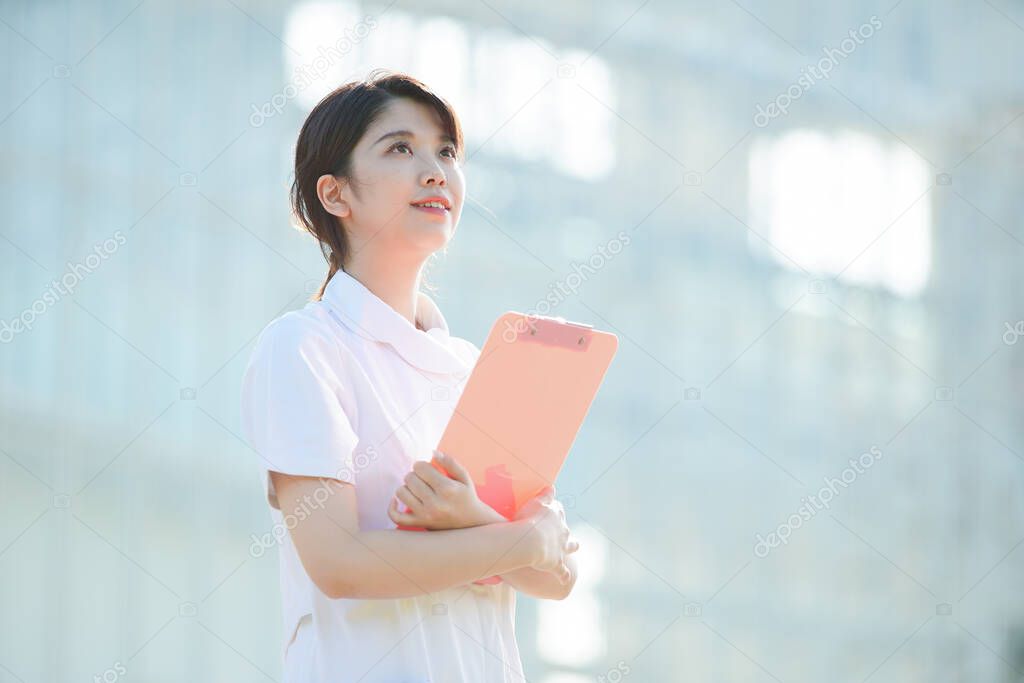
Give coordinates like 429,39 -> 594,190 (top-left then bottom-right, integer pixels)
246,303 -> 352,371
240,303 -> 364,421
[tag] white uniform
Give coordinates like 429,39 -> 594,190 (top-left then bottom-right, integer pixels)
240,269 -> 526,683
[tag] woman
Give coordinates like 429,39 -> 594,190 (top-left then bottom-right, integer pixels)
240,69 -> 579,683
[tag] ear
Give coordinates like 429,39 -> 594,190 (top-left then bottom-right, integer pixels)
316,174 -> 351,219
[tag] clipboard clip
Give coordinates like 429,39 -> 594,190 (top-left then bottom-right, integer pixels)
511,313 -> 593,350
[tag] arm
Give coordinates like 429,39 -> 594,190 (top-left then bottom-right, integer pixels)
388,452 -> 580,600
474,504 -> 579,600
273,472 -> 540,600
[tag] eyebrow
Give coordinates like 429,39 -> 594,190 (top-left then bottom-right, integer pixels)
373,129 -> 456,147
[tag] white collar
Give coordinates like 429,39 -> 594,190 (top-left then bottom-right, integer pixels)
320,269 -> 469,375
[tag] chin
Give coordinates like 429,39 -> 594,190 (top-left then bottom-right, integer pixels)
413,224 -> 455,250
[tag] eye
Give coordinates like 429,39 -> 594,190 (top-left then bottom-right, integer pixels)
389,141 -> 459,160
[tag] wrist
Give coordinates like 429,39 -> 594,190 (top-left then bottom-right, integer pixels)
472,500 -> 506,526
509,518 -> 541,569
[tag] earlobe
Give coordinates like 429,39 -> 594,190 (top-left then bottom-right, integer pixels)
316,174 -> 350,218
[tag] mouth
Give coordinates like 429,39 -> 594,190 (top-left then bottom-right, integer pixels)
410,203 -> 450,216
410,197 -> 452,216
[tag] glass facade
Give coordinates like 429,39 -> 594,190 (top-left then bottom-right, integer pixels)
1,1 -> 1022,680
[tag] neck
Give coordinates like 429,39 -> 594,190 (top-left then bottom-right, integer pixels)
342,259 -> 426,330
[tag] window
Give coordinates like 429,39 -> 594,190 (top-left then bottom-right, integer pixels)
748,130 -> 932,296
284,1 -> 617,181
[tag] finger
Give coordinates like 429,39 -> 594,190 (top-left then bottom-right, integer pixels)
411,462 -> 441,494
557,563 -> 571,584
534,484 -> 555,500
565,538 -> 580,554
435,451 -> 473,487
388,496 -> 416,527
395,485 -> 423,511
406,472 -> 437,503
416,459 -> 457,494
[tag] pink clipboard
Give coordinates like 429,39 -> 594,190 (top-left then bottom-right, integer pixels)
397,311 -> 618,583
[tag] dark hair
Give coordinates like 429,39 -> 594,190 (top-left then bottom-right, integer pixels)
290,68 -> 465,302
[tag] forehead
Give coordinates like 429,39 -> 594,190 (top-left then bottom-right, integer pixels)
365,98 -> 451,143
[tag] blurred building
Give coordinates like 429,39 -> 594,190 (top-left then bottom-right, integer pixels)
1,1 -> 1022,681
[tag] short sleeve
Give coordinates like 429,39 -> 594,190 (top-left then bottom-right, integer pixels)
240,315 -> 360,510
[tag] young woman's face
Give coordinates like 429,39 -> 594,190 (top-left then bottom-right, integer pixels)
340,97 -> 465,261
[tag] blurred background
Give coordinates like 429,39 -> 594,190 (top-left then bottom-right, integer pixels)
2,0 -> 1023,681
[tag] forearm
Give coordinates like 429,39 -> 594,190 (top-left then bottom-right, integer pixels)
332,520 -> 537,599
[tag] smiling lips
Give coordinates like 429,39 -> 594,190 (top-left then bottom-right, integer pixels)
410,196 -> 451,216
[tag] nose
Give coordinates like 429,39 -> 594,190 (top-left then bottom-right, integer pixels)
421,162 -> 446,187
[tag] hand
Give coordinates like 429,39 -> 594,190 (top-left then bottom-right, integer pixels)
515,485 -> 580,584
387,451 -> 497,530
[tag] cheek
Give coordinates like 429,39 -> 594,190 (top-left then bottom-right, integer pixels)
357,177 -> 407,216
450,173 -> 466,208
357,161 -> 405,197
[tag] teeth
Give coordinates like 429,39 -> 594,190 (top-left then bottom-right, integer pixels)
414,201 -> 447,210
